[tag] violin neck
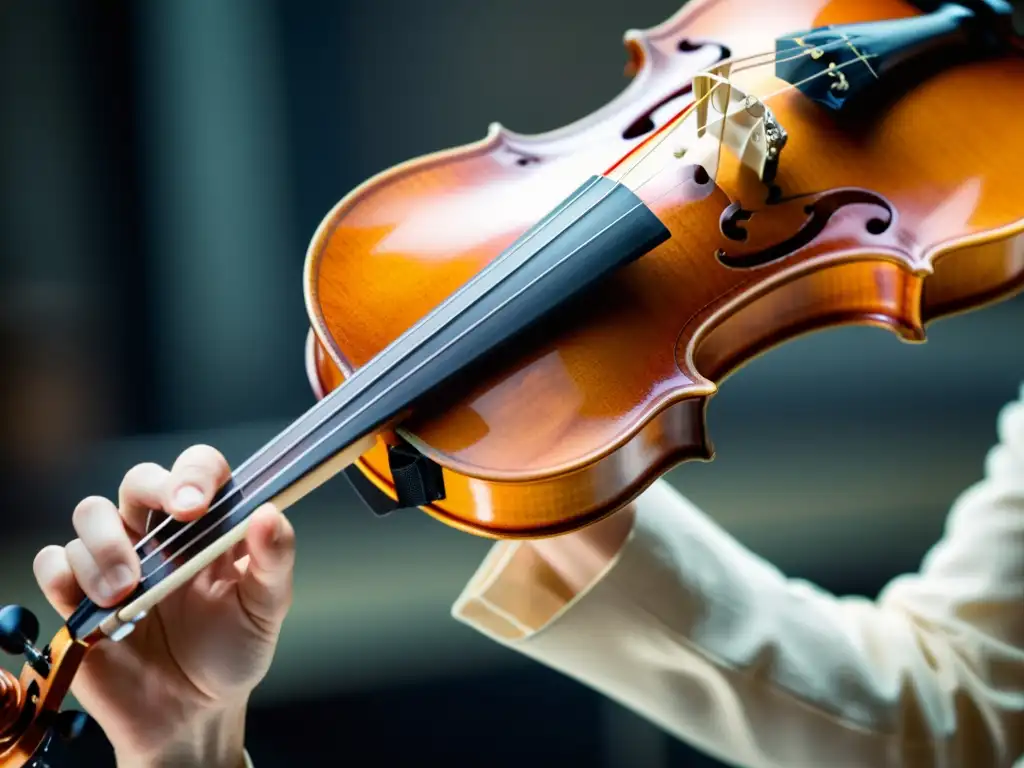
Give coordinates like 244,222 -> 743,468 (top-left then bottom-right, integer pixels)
67,420 -> 377,642
66,173 -> 671,643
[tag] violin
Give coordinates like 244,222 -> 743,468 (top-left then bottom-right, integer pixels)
3,0 -> 1023,762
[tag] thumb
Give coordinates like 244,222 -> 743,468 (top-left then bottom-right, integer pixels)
237,504 -> 295,636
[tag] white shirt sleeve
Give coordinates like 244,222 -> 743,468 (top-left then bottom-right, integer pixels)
452,385 -> 1024,768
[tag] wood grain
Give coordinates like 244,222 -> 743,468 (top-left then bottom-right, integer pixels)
304,0 -> 1024,537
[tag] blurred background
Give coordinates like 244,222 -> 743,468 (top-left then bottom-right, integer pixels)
1,0 -> 1022,765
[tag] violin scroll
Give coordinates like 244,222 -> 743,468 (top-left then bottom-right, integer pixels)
0,606 -> 90,768
0,669 -> 21,738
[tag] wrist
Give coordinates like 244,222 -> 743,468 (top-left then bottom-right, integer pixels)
530,504 -> 635,595
115,703 -> 248,768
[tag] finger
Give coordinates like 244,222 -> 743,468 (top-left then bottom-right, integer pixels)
228,539 -> 248,565
237,504 -> 295,636
165,444 -> 231,521
67,496 -> 141,606
194,539 -> 250,588
118,462 -> 171,534
212,540 -> 249,582
33,545 -> 84,619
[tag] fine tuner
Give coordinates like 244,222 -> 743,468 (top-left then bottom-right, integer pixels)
3,0 -> 1022,763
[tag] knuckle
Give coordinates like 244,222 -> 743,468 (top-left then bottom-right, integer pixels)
119,462 -> 166,496
91,539 -> 130,567
72,496 -> 110,528
178,443 -> 227,470
278,518 -> 297,546
64,538 -> 87,567
174,444 -> 229,487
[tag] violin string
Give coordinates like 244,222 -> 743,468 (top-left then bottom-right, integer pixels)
129,83 -> 739,569
128,45 -> 870,586
131,46 -> 875,581
606,52 -> 875,203
191,41 -> 857,508
622,35 -> 879,185
134,197 -> 605,541
129,53 -> 737,560
245,39 -> 851,442
130,44 -> 837,546
751,52 -> 875,104
130,157 -> 614,556
130,173 -> 619,560
130,44 -> 871,580
141,41 -> 837,518
726,36 -> 854,73
205,38 -> 862,510
138,164 -> 721,585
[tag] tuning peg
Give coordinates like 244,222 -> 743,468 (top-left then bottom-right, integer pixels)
15,711 -> 99,767
54,709 -> 92,743
0,605 -> 49,676
0,605 -> 39,651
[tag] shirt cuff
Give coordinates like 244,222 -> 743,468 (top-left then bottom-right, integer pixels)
450,498 -> 638,644
450,397 -> 1024,768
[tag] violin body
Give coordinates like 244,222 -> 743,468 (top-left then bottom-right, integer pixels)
4,0 -> 1024,762
306,0 -> 1024,538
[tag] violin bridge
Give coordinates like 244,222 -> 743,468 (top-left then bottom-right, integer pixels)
692,65 -> 788,185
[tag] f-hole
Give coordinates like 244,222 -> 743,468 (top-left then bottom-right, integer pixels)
621,39 -> 731,140
715,188 -> 896,269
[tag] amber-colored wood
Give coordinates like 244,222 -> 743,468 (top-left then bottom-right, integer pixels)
0,671 -> 20,744
0,628 -> 88,767
7,4 -> 1020,763
306,0 -> 1024,538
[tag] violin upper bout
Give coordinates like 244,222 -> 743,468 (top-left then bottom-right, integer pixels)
620,0 -> 704,79
622,31 -> 650,79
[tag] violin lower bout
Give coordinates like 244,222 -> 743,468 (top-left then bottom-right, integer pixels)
309,225 -> 1024,539
311,338 -> 716,538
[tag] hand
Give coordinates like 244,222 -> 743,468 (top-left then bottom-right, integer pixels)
32,445 -> 296,767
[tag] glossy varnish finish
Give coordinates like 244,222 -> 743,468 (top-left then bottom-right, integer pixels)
0,629 -> 87,766
0,672 -> 19,743
306,0 -> 1024,538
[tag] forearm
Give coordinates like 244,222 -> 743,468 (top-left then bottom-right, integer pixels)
454,381 -> 1024,767
529,504 -> 636,595
482,481 -> 1023,767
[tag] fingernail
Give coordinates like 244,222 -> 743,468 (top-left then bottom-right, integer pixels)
174,485 -> 204,510
101,564 -> 135,602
